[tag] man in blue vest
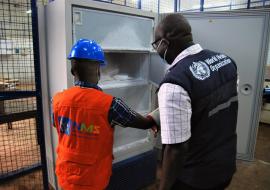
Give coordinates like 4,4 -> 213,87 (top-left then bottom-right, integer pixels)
152,14 -> 238,190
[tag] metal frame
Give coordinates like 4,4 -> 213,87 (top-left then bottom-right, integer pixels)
38,4 -> 59,188
46,0 -> 270,13
200,0 -> 204,11
178,0 -> 270,12
0,91 -> 36,101
157,0 -> 160,14
247,0 -> 251,9
0,0 -> 48,188
0,110 -> 37,125
31,0 -> 49,188
0,163 -> 42,184
138,0 -> 141,9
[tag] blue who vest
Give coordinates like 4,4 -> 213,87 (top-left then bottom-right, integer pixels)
160,49 -> 238,188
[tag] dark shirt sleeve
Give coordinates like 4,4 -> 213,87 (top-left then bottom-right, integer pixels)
108,97 -> 137,128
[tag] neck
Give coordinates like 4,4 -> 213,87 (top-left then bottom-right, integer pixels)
74,76 -> 98,84
178,41 -> 195,54
167,41 -> 195,64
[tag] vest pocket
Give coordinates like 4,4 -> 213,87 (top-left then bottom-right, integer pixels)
56,160 -> 98,187
56,155 -> 112,188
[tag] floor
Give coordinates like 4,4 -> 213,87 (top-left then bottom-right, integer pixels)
0,119 -> 40,173
0,119 -> 42,190
0,170 -> 43,190
227,124 -> 270,190
0,124 -> 269,190
144,124 -> 270,190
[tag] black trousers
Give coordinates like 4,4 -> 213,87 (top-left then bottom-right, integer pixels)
171,179 -> 232,190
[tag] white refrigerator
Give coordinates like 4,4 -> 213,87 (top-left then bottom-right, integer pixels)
40,1 -> 270,189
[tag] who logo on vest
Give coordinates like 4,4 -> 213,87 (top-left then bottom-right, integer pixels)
189,61 -> 211,80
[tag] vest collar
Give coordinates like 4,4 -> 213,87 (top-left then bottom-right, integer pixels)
74,80 -> 102,91
168,44 -> 203,71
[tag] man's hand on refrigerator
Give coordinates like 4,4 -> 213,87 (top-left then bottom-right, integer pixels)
151,125 -> 159,138
148,108 -> 160,126
147,108 -> 160,137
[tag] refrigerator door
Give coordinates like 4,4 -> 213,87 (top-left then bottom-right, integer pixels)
157,11 -> 270,160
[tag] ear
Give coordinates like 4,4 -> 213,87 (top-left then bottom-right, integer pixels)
71,67 -> 75,76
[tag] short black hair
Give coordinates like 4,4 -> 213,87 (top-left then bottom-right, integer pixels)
159,14 -> 193,44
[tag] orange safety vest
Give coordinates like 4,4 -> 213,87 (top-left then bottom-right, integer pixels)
52,86 -> 114,190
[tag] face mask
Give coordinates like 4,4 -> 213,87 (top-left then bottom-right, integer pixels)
156,39 -> 164,51
156,39 -> 168,64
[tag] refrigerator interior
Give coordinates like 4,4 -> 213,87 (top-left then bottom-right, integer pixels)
98,52 -> 155,162
100,52 -> 149,88
71,3 -> 156,163
72,6 -> 153,51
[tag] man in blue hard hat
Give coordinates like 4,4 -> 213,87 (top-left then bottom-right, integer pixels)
52,39 -> 158,190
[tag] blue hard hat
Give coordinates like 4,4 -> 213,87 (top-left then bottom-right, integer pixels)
68,39 -> 106,66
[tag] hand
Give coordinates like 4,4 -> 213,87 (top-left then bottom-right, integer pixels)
148,108 -> 160,127
146,115 -> 159,137
151,125 -> 159,138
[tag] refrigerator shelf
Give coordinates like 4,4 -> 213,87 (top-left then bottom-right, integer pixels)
103,49 -> 150,53
99,78 -> 148,89
112,133 -> 153,163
